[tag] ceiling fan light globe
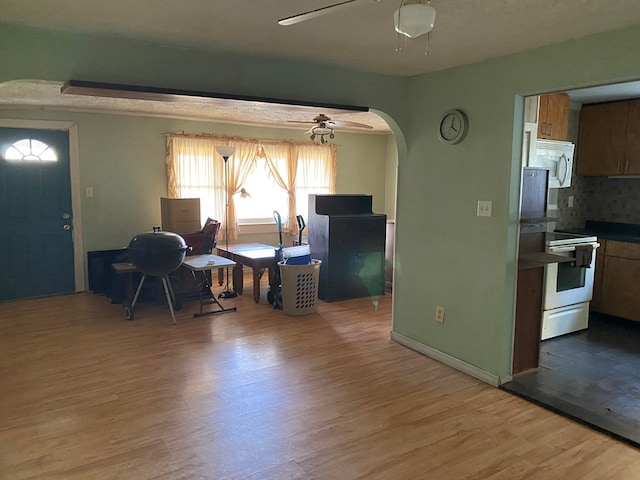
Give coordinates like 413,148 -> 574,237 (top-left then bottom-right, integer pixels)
312,127 -> 333,136
394,3 -> 436,39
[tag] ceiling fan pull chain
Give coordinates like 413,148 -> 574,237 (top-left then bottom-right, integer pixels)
424,30 -> 432,56
396,31 -> 403,52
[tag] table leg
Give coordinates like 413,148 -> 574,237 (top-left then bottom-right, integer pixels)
252,268 -> 262,303
189,269 -> 237,317
232,264 -> 244,295
218,267 -> 224,286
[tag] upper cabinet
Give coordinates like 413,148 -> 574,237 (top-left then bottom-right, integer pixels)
537,93 -> 570,141
576,99 -> 640,176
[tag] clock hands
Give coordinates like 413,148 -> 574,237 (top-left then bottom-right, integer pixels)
439,110 -> 467,144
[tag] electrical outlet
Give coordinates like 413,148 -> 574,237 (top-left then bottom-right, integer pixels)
435,305 -> 445,323
477,200 -> 492,217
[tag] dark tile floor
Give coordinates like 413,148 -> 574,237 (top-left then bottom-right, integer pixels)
501,312 -> 640,448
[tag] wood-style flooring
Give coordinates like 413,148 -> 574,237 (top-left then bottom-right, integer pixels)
501,313 -> 640,448
2,282 -> 640,479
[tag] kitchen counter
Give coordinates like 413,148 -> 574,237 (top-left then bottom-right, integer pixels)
557,221 -> 640,244
518,252 -> 576,270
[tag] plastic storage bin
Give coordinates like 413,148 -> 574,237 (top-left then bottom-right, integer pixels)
278,259 -> 322,315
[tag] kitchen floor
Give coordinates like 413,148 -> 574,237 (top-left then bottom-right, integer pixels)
501,312 -> 640,448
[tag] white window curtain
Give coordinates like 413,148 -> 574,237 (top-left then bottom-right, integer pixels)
295,144 -> 337,220
166,136 -> 254,240
166,134 -> 336,239
166,135 -> 224,231
261,143 -> 296,233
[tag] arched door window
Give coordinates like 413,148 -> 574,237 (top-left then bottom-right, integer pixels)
3,138 -> 57,162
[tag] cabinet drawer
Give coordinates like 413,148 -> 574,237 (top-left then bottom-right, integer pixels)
606,240 -> 640,260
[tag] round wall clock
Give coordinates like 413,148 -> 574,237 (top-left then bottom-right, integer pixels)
438,109 -> 468,145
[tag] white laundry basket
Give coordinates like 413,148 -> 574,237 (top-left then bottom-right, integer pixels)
278,259 -> 321,315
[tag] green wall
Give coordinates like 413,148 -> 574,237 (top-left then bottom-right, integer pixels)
3,22 -> 640,382
393,26 -> 640,381
0,109 -> 392,252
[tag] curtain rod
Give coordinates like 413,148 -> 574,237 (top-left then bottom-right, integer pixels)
162,131 -> 329,147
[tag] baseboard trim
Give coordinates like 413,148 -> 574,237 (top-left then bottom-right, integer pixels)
390,331 -> 502,387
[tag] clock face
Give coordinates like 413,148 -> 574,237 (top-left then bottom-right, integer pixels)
438,110 -> 468,144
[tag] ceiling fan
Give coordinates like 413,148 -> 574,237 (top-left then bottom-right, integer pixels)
278,0 -> 436,40
291,113 -> 373,144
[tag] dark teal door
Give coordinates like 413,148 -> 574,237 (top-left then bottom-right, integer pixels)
0,128 -> 75,301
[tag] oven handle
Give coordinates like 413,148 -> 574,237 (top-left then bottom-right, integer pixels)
547,242 -> 600,253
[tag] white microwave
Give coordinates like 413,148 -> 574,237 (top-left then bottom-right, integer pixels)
530,139 -> 574,188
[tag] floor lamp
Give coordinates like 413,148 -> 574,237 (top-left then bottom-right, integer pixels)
216,145 -> 237,299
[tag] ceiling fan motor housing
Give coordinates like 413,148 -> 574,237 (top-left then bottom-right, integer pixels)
394,1 -> 436,38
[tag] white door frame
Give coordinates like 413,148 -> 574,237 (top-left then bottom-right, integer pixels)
0,118 -> 85,293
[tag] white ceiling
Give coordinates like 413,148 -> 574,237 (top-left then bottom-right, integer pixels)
3,0 -> 640,77
1,0 -> 640,131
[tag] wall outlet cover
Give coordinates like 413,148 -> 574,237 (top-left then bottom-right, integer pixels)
477,200 -> 492,217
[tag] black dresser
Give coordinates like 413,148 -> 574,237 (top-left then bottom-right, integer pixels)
308,194 -> 386,302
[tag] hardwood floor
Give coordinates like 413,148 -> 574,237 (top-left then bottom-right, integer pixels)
2,283 -> 640,479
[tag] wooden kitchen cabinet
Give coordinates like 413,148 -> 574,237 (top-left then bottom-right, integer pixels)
513,168 -> 548,375
513,266 -> 544,374
624,100 -> 640,174
576,99 -> 640,176
537,93 -> 569,141
596,240 -> 640,322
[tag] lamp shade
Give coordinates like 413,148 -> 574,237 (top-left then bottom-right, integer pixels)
215,145 -> 237,158
394,2 -> 436,39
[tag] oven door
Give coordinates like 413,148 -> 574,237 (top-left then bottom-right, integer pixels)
543,242 -> 599,310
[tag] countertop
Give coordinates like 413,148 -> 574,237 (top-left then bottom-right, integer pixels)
557,221 -> 640,245
518,252 -> 576,270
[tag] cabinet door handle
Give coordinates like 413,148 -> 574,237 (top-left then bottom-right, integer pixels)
625,159 -> 629,172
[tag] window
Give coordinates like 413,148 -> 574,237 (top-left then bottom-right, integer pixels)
235,157 -> 289,223
3,138 -> 57,162
166,135 -> 336,239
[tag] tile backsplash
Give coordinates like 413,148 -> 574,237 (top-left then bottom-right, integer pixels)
556,176 -> 640,229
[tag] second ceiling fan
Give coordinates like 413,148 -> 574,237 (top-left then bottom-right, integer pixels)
278,0 -> 437,40
292,113 -> 373,144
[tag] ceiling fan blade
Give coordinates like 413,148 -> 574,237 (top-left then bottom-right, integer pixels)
278,0 -> 369,26
329,119 -> 373,129
288,120 -> 317,125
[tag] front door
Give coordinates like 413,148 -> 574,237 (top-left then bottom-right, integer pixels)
0,128 -> 75,301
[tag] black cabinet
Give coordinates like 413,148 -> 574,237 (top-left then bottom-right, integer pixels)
308,194 -> 386,302
87,248 -> 127,294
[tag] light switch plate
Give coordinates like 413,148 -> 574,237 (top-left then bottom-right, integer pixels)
477,200 -> 492,217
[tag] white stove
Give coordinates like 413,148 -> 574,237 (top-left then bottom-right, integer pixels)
545,231 -> 598,247
541,231 -> 600,340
